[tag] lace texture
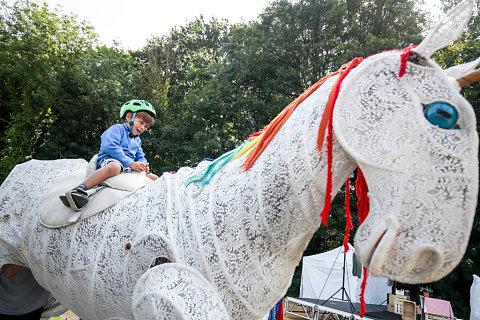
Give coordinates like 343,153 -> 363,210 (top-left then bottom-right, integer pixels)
0,50 -> 477,319
334,52 -> 478,283
132,264 -> 230,319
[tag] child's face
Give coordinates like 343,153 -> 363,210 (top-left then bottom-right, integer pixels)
126,114 -> 151,136
131,117 -> 150,136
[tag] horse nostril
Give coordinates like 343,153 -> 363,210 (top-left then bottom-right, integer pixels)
405,246 -> 442,280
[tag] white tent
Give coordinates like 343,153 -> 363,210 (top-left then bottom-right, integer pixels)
300,245 -> 391,305
471,275 -> 480,320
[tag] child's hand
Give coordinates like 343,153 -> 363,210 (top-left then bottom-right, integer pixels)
129,162 -> 147,172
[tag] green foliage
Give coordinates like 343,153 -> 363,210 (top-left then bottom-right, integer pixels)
132,17 -> 237,172
0,0 -> 142,180
34,46 -> 143,161
0,0 -> 97,179
137,0 -> 427,174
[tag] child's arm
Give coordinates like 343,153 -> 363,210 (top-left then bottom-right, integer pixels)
133,139 -> 150,173
101,125 -> 134,168
134,141 -> 148,164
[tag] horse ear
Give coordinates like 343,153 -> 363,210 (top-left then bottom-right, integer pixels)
444,57 -> 480,79
413,0 -> 474,59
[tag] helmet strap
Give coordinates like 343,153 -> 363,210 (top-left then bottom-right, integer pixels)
126,112 -> 136,137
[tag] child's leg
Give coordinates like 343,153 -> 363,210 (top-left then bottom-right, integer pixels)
60,162 -> 122,210
83,162 -> 122,188
146,173 -> 159,181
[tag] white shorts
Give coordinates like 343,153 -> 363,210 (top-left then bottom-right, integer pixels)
99,158 -> 132,173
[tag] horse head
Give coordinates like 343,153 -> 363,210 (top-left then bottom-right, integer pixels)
333,0 -> 479,283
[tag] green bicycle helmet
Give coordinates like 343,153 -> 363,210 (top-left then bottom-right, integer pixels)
119,100 -> 156,118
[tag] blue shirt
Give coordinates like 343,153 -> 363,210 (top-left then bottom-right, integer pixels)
97,123 -> 147,169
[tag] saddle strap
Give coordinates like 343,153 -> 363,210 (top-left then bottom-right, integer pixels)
68,208 -> 83,223
85,188 -> 97,197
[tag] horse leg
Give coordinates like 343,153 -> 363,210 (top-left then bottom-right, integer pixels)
132,264 -> 230,320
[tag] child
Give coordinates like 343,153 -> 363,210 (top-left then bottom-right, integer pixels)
60,99 -> 159,210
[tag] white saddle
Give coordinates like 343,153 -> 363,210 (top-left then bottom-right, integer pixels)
39,156 -> 152,228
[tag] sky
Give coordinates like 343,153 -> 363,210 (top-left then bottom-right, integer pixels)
25,0 -> 274,50
7,0 -> 444,51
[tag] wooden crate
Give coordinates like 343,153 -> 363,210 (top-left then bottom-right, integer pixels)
387,294 -> 410,314
402,300 -> 416,320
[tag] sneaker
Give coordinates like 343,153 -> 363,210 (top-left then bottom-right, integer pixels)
59,188 -> 89,211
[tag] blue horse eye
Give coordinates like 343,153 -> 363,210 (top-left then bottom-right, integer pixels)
424,102 -> 459,129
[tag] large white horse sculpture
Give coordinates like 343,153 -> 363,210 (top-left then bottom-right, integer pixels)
1,1 -> 479,319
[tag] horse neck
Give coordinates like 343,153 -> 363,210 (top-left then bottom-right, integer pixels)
193,76 -> 358,316
224,75 -> 357,248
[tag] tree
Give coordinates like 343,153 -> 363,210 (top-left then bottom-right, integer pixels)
0,1 -> 143,181
227,0 -> 426,90
134,0 -> 426,175
34,46 -> 144,161
0,0 -> 97,180
134,17 -> 244,172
